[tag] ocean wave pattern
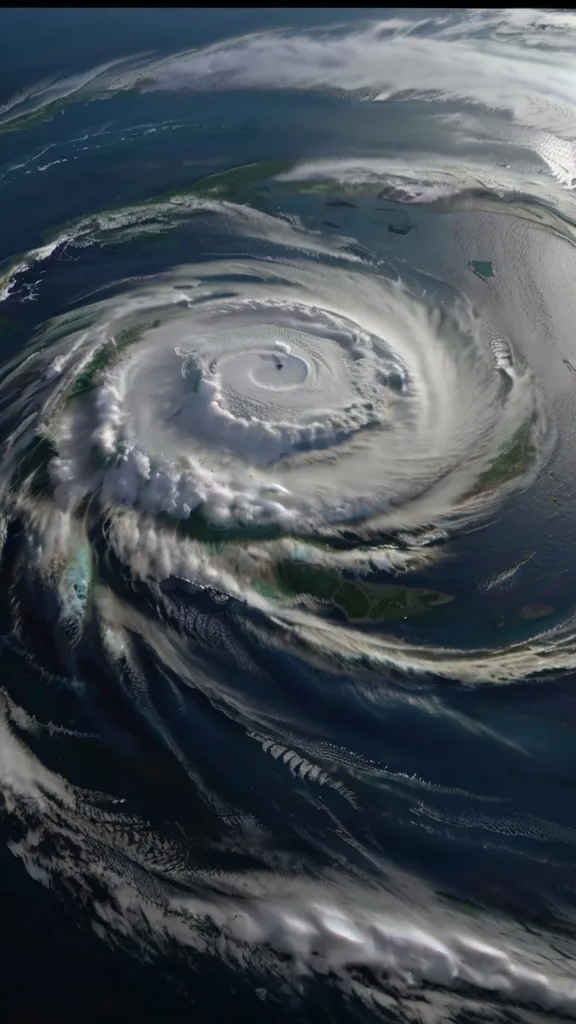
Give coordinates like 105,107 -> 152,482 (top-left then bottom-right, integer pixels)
2,8 -> 576,1021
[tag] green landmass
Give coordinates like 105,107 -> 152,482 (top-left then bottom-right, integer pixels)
263,559 -> 454,624
0,82 -> 146,135
0,100 -> 64,134
279,179 -> 400,202
190,161 -> 290,194
160,508 -> 286,546
150,160 -> 292,204
67,320 -> 161,400
467,417 -> 535,498
30,161 -> 290,258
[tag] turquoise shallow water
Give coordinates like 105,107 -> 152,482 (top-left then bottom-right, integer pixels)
2,9 -> 576,1022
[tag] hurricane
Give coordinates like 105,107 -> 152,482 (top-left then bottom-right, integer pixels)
2,8 -> 576,1022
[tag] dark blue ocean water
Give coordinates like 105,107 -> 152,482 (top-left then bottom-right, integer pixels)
1,9 -> 576,1023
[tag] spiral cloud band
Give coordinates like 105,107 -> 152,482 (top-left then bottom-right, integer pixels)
16,202 -> 536,538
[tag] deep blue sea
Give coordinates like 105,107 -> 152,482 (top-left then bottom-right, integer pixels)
1,8 -> 576,1022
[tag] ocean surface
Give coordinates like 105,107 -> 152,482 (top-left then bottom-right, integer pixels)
1,8 -> 576,1021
